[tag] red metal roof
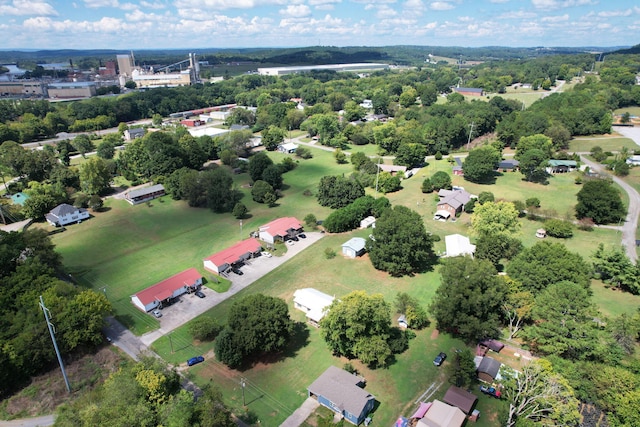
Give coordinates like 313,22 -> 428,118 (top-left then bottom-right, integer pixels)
259,217 -> 302,238
204,238 -> 262,269
134,268 -> 201,306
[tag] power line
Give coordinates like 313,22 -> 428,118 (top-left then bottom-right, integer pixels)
39,295 -> 71,393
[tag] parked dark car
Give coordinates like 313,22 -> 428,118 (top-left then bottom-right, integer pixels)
187,356 -> 204,366
298,233 -> 306,239
433,352 -> 447,366
195,290 -> 205,298
291,235 -> 299,241
232,267 -> 244,275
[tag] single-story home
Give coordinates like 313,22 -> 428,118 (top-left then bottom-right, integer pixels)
436,189 -> 472,219
417,400 -> 466,427
308,366 -> 376,426
124,127 -> 145,141
293,288 -> 335,326
278,142 -> 298,153
442,386 -> 477,415
45,203 -> 90,227
453,87 -> 484,96
259,217 -> 303,244
342,237 -> 367,259
476,356 -> 502,383
203,238 -> 262,274
444,234 -> 476,258
360,216 -> 376,229
452,158 -> 464,176
377,164 -> 407,177
546,159 -> 577,174
131,268 -> 202,312
626,155 -> 640,166
124,184 -> 165,205
498,159 -> 520,172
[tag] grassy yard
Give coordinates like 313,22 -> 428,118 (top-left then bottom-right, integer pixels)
568,136 -> 637,153
50,142 -> 631,425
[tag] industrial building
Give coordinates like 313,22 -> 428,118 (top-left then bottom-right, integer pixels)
257,63 -> 389,76
124,52 -> 201,89
47,81 -> 96,99
0,81 -> 47,97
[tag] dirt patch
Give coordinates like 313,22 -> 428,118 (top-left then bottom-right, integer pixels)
1,346 -> 125,419
430,329 -> 440,339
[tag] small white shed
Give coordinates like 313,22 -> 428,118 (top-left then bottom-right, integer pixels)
293,288 -> 335,326
342,237 -> 367,259
359,216 -> 376,229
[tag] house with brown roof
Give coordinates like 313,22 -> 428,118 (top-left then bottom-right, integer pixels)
131,268 -> 202,312
203,238 -> 262,275
308,366 -> 375,425
442,386 -> 477,415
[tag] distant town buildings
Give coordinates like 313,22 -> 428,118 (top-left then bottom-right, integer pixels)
257,63 -> 389,76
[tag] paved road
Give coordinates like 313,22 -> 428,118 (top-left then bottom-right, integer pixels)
580,155 -> 639,262
0,415 -> 55,427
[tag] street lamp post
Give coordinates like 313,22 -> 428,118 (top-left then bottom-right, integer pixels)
241,378 -> 246,406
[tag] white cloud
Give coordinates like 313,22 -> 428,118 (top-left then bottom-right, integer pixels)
430,1 -> 454,11
0,0 -> 57,16
308,0 -> 341,5
489,0 -> 509,3
376,4 -> 398,18
140,0 -> 167,8
531,0 -> 597,10
279,4 -> 310,17
83,0 -> 119,7
499,10 -> 537,19
598,9 -> 632,18
541,13 -> 569,22
173,0 -> 296,10
125,9 -> 167,22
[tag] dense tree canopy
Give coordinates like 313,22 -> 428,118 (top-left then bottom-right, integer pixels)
462,146 -> 500,183
317,175 -> 365,209
368,205 -> 435,276
575,179 -> 626,224
430,257 -> 507,342
470,201 -> 520,238
507,241 -> 591,292
214,294 -> 294,368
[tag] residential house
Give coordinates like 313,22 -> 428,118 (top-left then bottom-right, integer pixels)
453,87 -> 484,96
45,203 -> 90,226
546,159 -> 577,174
131,268 -> 202,312
124,184 -> 165,205
436,189 -> 472,220
442,386 -> 477,415
203,238 -> 262,275
293,288 -> 335,326
258,217 -> 303,244
124,127 -> 145,141
342,237 -> 367,259
498,159 -> 520,172
278,142 -> 298,153
476,356 -> 502,383
417,400 -> 466,427
377,164 -> 407,177
308,366 -> 376,425
444,234 -> 476,257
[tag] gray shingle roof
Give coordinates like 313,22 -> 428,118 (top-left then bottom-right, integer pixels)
308,366 -> 374,417
50,203 -> 83,217
477,356 -> 501,379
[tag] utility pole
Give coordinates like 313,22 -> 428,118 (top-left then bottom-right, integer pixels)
39,296 -> 71,393
374,157 -> 382,193
241,378 -> 246,406
240,220 -> 243,238
168,333 -> 174,354
466,121 -> 475,151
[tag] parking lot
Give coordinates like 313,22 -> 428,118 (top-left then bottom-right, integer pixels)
140,231 -> 325,345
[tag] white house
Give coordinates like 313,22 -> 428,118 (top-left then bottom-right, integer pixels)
293,288 -> 335,326
45,204 -> 90,227
341,237 -> 367,259
278,142 -> 298,153
359,216 -> 376,229
131,268 -> 202,312
444,234 -> 476,258
124,127 -> 145,141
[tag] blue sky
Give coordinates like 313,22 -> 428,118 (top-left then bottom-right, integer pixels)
1,0 -> 639,50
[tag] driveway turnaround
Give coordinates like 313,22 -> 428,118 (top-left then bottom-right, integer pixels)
139,232 -> 325,346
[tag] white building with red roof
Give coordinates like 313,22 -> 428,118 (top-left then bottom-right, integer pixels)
203,238 -> 262,274
131,268 -> 202,312
258,217 -> 303,245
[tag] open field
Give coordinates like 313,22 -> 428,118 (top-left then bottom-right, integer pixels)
48,143 -> 629,425
569,136 -> 637,153
591,280 -> 640,318
614,106 -> 640,117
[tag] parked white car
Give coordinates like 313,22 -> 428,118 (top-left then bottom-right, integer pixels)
261,251 -> 272,258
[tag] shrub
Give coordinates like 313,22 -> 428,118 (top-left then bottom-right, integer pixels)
296,146 -> 313,159
544,219 -> 574,238
577,217 -> 595,231
435,151 -> 443,160
478,191 -> 495,205
324,248 -> 336,259
421,178 -> 434,193
303,213 -> 318,229
189,317 -> 222,341
526,197 -> 541,208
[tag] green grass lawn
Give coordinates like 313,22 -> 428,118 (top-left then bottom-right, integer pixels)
51,143 -> 633,425
569,136 -> 637,153
591,280 -> 640,318
614,106 -> 640,117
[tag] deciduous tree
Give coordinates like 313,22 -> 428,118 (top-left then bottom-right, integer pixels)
576,179 -> 625,224
462,146 -> 500,183
470,201 -> 520,238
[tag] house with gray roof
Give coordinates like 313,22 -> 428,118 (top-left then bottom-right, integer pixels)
342,237 -> 367,259
45,203 -> 90,226
124,184 -> 165,205
436,189 -> 472,219
308,366 -> 376,425
476,356 -> 502,383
